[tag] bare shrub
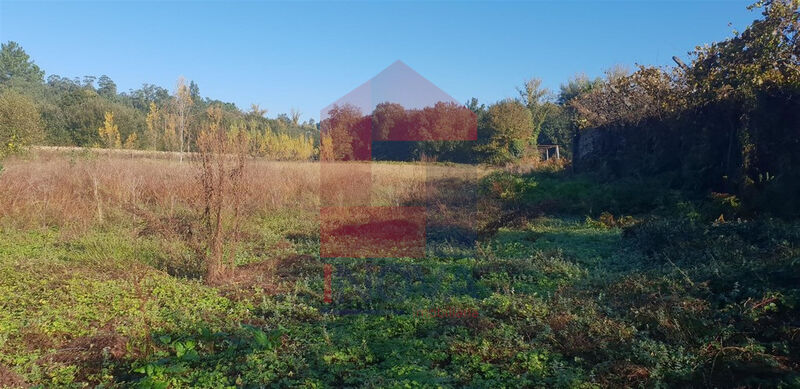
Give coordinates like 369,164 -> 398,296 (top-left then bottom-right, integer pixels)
195,105 -> 250,284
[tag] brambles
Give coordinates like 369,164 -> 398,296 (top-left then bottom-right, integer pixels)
572,0 -> 800,215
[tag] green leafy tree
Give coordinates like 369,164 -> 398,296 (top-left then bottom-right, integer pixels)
517,78 -> 552,147
558,73 -> 603,105
97,75 -> 117,98
538,103 -> 573,158
0,90 -> 43,165
478,99 -> 532,163
0,41 -> 44,85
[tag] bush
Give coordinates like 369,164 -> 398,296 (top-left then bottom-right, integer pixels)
0,89 -> 42,160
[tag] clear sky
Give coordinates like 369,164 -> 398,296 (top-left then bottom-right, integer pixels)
1,0 -> 757,121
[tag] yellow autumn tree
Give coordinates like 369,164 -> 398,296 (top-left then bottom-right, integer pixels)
319,133 -> 334,161
123,133 -> 138,149
175,77 -> 193,161
163,114 -> 179,152
144,102 -> 160,150
98,111 -> 121,148
248,128 -> 315,160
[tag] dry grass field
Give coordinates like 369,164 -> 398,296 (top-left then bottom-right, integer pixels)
0,148 -> 488,229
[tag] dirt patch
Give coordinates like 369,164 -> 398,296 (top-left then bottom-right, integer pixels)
0,365 -> 26,388
135,210 -> 196,241
221,254 -> 320,299
273,254 -> 321,278
17,328 -> 56,352
43,332 -> 128,365
228,260 -> 278,293
39,331 -> 129,383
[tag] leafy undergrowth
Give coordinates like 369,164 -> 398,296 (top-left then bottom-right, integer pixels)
2,171 -> 800,387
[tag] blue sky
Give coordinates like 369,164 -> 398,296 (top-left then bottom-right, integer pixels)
0,1 -> 756,121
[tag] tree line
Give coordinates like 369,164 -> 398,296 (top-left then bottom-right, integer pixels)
0,44 -> 316,162
1,0 -> 797,171
0,37 -> 608,165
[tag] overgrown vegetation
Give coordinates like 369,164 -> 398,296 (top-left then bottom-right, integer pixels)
0,1 -> 799,387
1,152 -> 799,387
572,0 -> 800,216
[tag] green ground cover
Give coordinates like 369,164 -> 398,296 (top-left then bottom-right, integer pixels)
1,170 -> 799,388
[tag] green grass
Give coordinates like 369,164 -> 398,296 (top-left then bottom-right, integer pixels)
1,171 -> 799,387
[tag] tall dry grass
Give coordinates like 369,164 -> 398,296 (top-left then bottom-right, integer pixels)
0,149 -> 485,232
0,152 -> 313,231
